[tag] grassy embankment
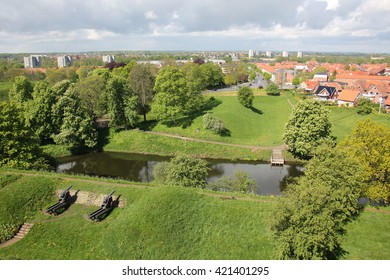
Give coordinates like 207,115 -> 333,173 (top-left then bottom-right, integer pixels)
0,170 -> 389,260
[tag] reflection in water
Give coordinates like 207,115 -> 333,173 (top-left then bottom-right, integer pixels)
56,152 -> 304,195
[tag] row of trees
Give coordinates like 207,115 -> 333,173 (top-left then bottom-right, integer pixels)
274,99 -> 389,259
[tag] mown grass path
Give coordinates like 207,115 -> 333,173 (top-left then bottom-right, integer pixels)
144,131 -> 287,150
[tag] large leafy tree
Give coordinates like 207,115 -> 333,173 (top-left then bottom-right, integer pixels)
283,99 -> 333,160
0,102 -> 46,169
128,63 -> 155,122
52,85 -> 97,149
199,62 -> 224,89
340,119 -> 390,203
237,86 -> 254,107
74,75 -> 108,119
270,146 -> 363,260
8,76 -> 33,104
152,66 -> 189,120
107,76 -> 139,128
25,81 -> 57,144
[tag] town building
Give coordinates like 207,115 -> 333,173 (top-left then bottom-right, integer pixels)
57,55 -> 72,68
102,55 -> 115,63
23,55 -> 42,68
248,50 -> 256,58
337,90 -> 361,107
297,51 -> 303,58
282,51 -> 289,58
265,51 -> 272,58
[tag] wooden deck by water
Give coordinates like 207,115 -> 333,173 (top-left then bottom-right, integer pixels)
271,149 -> 285,166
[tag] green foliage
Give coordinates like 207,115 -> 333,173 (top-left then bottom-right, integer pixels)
152,66 -> 190,120
283,99 -> 333,160
340,120 -> 390,203
45,68 -> 77,85
25,81 -> 57,143
52,85 -> 97,149
237,86 -> 254,107
261,71 -> 272,81
74,75 -> 108,119
107,76 -> 139,128
199,63 -> 224,89
0,176 -> 55,243
129,63 -> 155,121
0,102 -> 47,169
8,76 -> 33,104
356,98 -> 373,115
270,146 -> 363,260
153,155 -> 209,188
202,112 -> 225,134
208,170 -> 256,194
292,77 -> 300,86
265,83 -> 280,96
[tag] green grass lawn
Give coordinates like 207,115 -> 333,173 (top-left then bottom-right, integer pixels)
329,107 -> 390,142
0,170 -> 388,260
149,94 -> 293,146
0,81 -> 12,101
105,129 -> 271,161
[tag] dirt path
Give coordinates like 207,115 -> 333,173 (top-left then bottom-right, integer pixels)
144,131 -> 287,150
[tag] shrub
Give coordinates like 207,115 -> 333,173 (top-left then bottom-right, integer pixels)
153,155 -> 209,188
208,170 -> 257,194
237,86 -> 254,107
266,83 -> 280,96
202,113 -> 225,135
356,98 -> 373,115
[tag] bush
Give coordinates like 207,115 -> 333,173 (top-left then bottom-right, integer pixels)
202,113 -> 225,135
266,83 -> 280,96
237,86 -> 254,107
153,155 -> 209,188
208,170 -> 257,194
356,98 -> 373,115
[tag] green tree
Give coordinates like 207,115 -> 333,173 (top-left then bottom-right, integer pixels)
340,120 -> 390,203
152,66 -> 189,120
74,75 -> 108,119
153,155 -> 209,188
265,82 -> 280,96
107,76 -> 139,128
0,102 -> 48,169
237,86 -> 254,107
8,76 -> 33,104
292,77 -> 300,86
200,63 -> 224,89
283,99 -> 333,160
25,81 -> 57,143
52,85 -> 97,149
356,98 -> 373,115
128,63 -> 155,122
270,146 -> 363,259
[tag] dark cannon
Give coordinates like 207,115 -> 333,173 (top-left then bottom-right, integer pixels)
89,191 -> 116,221
46,185 -> 73,215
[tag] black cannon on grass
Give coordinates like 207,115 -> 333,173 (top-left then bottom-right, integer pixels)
46,186 -> 73,215
89,191 -> 116,221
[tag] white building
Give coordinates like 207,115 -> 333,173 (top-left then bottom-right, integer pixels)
282,51 -> 289,58
248,50 -> 256,58
24,55 -> 42,68
265,51 -> 272,58
102,55 -> 115,63
297,51 -> 303,58
57,55 -> 72,67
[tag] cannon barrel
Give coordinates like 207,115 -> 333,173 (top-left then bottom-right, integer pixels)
60,185 -> 72,196
106,191 -> 115,197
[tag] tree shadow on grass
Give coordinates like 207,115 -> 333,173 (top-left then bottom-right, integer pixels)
249,106 -> 263,115
162,97 -> 223,129
94,127 -> 110,152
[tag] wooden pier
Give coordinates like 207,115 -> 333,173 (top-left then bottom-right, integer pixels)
271,149 -> 284,166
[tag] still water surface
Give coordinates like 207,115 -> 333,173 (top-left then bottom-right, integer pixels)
56,152 -> 304,195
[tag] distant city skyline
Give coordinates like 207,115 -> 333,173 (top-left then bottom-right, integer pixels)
1,0 -> 389,54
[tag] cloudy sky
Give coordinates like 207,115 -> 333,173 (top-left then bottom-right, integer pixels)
0,0 -> 389,53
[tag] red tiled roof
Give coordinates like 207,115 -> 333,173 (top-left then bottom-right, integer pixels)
338,90 -> 361,102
